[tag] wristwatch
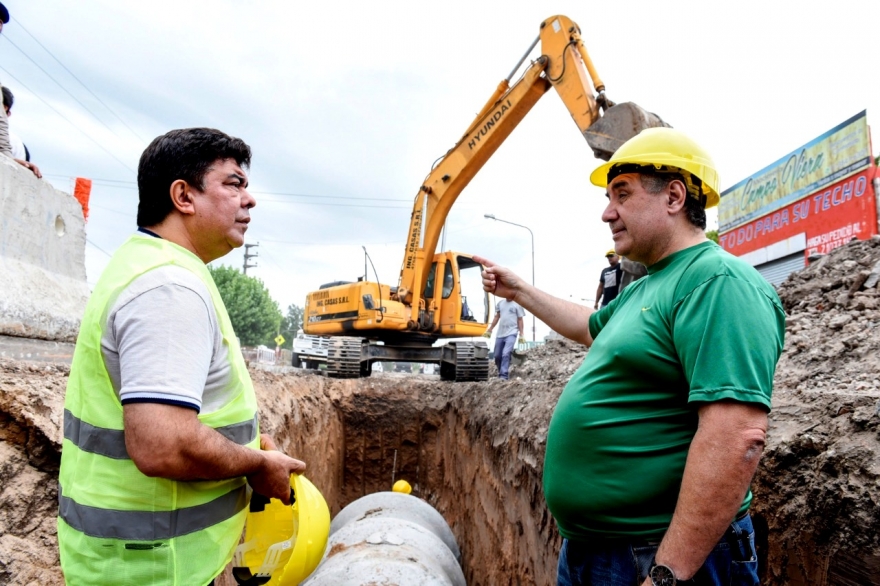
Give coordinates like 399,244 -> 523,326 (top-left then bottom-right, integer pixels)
649,564 -> 676,586
649,563 -> 696,586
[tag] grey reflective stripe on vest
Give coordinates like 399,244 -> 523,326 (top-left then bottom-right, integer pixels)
64,409 -> 258,459
215,414 -> 259,445
59,483 -> 248,540
63,409 -> 129,459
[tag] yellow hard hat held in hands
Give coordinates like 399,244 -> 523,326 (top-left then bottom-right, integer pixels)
233,474 -> 330,585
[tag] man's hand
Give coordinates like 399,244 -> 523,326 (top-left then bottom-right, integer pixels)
14,159 -> 41,178
518,336 -> 526,345
473,255 -> 525,301
247,447 -> 306,506
259,433 -> 279,451
482,330 -> 492,338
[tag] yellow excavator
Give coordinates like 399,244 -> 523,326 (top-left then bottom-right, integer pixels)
304,15 -> 667,380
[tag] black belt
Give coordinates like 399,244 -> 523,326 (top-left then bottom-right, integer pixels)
734,509 -> 750,522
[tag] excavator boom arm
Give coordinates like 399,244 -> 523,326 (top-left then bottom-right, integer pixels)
397,15 -> 613,305
396,61 -> 551,303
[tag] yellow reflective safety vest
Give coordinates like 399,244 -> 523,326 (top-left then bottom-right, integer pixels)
58,234 -> 260,586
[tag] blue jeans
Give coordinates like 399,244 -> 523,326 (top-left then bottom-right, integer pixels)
494,334 -> 517,379
557,514 -> 759,586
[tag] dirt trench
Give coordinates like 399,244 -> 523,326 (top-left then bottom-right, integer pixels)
0,363 -> 564,586
3,237 -> 880,585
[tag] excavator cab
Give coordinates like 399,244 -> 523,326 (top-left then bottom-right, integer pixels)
423,253 -> 489,337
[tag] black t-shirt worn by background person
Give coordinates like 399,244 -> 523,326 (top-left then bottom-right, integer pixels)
599,264 -> 623,306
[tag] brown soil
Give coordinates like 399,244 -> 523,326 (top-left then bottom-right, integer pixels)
2,237 -> 880,585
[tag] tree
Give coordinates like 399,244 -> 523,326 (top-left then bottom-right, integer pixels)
705,229 -> 719,244
279,304 -> 304,350
208,265 -> 282,347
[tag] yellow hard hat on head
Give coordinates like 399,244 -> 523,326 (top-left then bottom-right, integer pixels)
392,479 -> 412,494
590,127 -> 720,209
605,249 -> 617,257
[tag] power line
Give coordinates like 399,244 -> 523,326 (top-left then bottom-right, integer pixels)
0,65 -> 137,174
9,16 -> 149,143
43,174 -> 414,208
255,190 -> 409,202
258,200 -> 410,209
90,203 -> 135,218
1,34 -> 122,138
44,174 -> 411,203
257,236 -> 403,246
86,238 -> 114,258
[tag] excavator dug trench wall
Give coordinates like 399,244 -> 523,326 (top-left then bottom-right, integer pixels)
4,234 -> 880,586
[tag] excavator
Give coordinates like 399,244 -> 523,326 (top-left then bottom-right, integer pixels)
303,15 -> 667,380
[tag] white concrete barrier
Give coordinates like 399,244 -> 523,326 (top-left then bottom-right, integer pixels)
0,157 -> 89,342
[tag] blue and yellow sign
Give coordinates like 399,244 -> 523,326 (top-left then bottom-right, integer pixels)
719,111 -> 872,231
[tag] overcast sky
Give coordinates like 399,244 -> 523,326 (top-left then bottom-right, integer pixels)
2,0 -> 878,340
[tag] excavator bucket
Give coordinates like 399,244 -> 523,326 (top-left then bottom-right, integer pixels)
584,102 -> 670,161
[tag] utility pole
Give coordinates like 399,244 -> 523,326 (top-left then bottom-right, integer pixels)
243,242 -> 259,275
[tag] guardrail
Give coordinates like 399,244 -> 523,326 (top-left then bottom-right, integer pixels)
241,346 -> 292,366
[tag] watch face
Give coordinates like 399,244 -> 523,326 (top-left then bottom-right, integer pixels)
650,564 -> 676,586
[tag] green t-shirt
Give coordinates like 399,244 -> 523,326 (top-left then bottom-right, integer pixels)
543,241 -> 785,542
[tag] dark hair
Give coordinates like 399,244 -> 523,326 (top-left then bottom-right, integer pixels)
1,86 -> 13,111
638,170 -> 707,230
136,127 -> 252,227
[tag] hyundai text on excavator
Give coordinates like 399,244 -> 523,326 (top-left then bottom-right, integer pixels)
303,15 -> 667,380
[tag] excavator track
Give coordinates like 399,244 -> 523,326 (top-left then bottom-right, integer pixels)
440,342 -> 489,382
326,336 -> 364,378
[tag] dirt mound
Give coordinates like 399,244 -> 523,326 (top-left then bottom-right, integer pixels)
756,236 -> 880,585
510,337 -> 587,382
0,361 -> 67,586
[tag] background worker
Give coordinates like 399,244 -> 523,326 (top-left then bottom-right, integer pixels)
483,298 -> 525,380
58,128 -> 306,586
0,3 -> 40,178
476,128 -> 785,586
0,3 -> 15,157
2,86 -> 41,178
594,249 -> 622,309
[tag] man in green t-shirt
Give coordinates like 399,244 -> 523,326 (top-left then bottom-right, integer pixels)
476,128 -> 785,586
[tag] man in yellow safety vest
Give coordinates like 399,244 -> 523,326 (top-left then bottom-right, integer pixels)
58,127 -> 306,586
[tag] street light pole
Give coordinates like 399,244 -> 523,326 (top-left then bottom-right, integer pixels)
484,213 -> 536,342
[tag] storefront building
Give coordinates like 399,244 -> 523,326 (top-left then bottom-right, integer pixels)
718,111 -> 879,285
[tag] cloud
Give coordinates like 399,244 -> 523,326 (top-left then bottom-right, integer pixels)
5,0 -> 878,340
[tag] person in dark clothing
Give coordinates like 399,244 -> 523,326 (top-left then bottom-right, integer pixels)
594,249 -> 622,309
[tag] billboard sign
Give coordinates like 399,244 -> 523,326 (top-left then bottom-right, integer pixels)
718,167 -> 876,257
719,111 -> 872,232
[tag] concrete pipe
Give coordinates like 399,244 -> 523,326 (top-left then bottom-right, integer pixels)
303,491 -> 465,586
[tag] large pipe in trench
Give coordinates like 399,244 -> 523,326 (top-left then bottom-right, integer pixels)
303,491 -> 466,586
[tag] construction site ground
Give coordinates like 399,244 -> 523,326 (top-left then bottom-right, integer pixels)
3,237 -> 880,585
